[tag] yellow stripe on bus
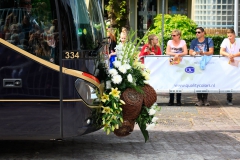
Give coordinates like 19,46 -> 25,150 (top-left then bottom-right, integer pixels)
0,38 -> 101,88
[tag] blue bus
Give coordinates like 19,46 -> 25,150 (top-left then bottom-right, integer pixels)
0,0 -> 107,140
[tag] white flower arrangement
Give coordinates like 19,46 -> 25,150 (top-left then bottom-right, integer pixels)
111,74 -> 122,84
94,30 -> 159,142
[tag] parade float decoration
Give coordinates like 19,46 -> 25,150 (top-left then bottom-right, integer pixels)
93,31 -> 159,142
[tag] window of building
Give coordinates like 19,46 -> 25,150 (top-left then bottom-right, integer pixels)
168,0 -> 188,15
137,0 -> 157,38
194,0 -> 234,29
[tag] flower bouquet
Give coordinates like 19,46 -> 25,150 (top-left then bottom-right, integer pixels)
94,30 -> 159,142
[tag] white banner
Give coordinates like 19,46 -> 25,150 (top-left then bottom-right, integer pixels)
145,55 -> 240,93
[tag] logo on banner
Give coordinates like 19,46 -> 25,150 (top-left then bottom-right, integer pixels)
185,67 -> 195,73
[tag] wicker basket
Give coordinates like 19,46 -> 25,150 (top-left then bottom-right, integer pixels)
120,88 -> 143,120
114,88 -> 143,137
114,120 -> 135,137
142,84 -> 157,108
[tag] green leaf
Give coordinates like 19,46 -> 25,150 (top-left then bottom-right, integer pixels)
138,123 -> 149,143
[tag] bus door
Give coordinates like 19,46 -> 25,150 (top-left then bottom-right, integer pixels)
57,0 -> 107,137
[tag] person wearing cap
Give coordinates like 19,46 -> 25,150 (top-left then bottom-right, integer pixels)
189,27 -> 214,106
220,28 -> 240,106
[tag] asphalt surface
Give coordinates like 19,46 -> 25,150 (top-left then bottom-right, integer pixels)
0,93 -> 240,160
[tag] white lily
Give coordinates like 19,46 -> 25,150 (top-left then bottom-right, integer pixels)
146,123 -> 156,130
127,74 -> 133,83
152,117 -> 158,123
149,108 -> 156,115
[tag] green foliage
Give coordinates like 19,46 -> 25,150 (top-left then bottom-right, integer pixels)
31,0 -> 52,27
105,0 -> 129,31
150,14 -> 198,39
209,35 -> 227,55
135,106 -> 152,142
135,105 -> 160,142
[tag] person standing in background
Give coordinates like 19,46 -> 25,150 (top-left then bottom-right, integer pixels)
139,34 -> 161,64
220,28 -> 240,106
107,29 -> 117,68
108,30 -> 128,66
166,29 -> 188,106
189,27 -> 214,106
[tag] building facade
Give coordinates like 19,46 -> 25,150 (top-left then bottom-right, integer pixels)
192,0 -> 240,35
102,0 -> 239,36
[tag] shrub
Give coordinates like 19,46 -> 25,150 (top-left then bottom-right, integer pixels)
150,14 -> 197,39
209,35 -> 227,55
146,14 -> 227,55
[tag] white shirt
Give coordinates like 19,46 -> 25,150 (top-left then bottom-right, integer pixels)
167,40 -> 186,54
220,38 -> 240,54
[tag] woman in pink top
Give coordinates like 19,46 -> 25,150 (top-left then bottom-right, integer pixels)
139,34 -> 161,63
166,29 -> 188,106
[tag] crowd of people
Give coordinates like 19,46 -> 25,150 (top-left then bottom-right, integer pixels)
107,26 -> 239,107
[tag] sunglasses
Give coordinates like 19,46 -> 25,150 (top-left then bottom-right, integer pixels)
195,31 -> 202,34
171,35 -> 178,37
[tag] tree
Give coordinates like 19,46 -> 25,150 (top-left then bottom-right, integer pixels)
105,0 -> 130,32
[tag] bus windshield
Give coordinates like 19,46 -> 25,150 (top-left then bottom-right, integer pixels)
0,0 -> 106,64
59,0 -> 105,51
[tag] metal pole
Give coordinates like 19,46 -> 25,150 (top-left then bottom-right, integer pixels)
55,0 -> 63,139
234,0 -> 239,36
161,0 -> 165,54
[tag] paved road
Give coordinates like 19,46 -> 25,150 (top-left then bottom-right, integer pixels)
0,93 -> 240,160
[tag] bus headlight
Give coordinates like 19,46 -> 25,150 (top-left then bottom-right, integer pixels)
75,78 -> 101,106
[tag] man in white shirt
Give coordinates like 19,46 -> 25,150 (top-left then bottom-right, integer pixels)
220,28 -> 240,105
